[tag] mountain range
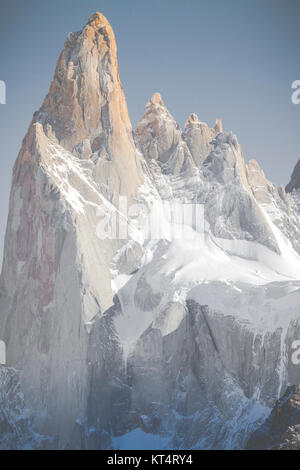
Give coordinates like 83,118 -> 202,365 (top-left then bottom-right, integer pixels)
0,12 -> 300,450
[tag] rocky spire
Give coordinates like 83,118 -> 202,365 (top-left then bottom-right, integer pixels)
182,115 -> 223,167
35,12 -> 143,199
214,118 -> 223,134
135,93 -> 195,174
183,114 -> 213,166
149,92 -> 164,106
286,159 -> 300,193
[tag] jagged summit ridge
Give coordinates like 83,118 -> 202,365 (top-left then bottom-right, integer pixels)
135,92 -> 195,174
135,92 -> 224,172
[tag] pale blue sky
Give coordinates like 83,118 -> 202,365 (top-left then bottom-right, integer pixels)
0,0 -> 299,261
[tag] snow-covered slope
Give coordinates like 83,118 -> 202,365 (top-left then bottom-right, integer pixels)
0,12 -> 300,449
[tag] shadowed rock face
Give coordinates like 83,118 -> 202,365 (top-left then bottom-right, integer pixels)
86,299 -> 300,449
286,159 -> 300,193
246,386 -> 300,450
135,94 -> 224,174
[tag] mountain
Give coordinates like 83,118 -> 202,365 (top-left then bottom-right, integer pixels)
0,12 -> 300,449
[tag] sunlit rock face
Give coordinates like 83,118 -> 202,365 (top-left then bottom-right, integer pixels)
1,12 -> 300,450
36,12 -> 144,201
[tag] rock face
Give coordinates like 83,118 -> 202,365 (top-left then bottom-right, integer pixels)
135,93 -> 195,174
286,159 -> 300,193
201,132 -> 280,253
135,94 -> 223,174
1,12 -> 300,450
36,12 -> 143,201
182,114 -> 222,166
246,386 -> 300,450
